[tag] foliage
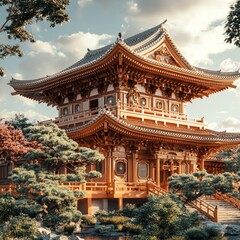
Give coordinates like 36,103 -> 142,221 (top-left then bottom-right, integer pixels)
0,118 -> 39,163
98,216 -> 130,226
0,214 -> 39,240
9,113 -> 33,132
134,194 -> 200,239
224,0 -> 240,47
0,0 -> 70,76
81,215 -> 97,225
95,224 -> 115,234
24,123 -> 104,174
0,123 -> 104,234
184,227 -> 209,240
121,222 -> 142,234
168,171 -> 239,202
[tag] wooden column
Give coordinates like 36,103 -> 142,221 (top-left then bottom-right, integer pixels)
106,147 -> 113,183
178,161 -> 182,174
132,150 -> 138,182
154,151 -> 162,187
118,198 -> 123,210
87,198 -> 92,214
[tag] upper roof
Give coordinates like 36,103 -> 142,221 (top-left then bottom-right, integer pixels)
9,22 -> 240,98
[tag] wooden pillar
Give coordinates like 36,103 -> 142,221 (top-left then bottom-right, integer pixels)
118,198 -> 123,210
106,148 -> 113,183
199,157 -> 204,171
155,157 -> 160,186
149,162 -> 154,180
178,161 -> 182,174
87,198 -> 92,214
132,151 -> 138,182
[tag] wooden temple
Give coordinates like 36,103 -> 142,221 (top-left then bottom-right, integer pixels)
8,23 -> 240,214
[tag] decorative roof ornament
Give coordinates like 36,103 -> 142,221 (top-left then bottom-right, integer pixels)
160,19 -> 167,30
116,32 -> 123,43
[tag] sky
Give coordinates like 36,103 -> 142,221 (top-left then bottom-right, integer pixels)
0,0 -> 240,132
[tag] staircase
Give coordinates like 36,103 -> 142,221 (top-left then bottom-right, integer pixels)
202,196 -> 240,224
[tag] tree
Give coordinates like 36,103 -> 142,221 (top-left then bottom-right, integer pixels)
168,171 -> 239,202
0,0 -> 70,77
133,194 -> 199,240
9,113 -> 33,132
0,123 -> 104,235
224,0 -> 240,47
0,118 -> 39,163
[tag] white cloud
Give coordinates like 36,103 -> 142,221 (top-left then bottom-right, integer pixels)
217,111 -> 228,114
220,58 -> 240,72
211,117 -> 240,132
57,32 -> 113,59
28,40 -> 57,56
127,1 -> 139,13
18,31 -> 113,79
12,73 -> 23,80
77,0 -> 93,7
123,0 -> 236,66
15,96 -> 37,108
0,109 -> 50,122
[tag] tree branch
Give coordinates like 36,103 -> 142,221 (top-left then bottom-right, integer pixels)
0,2 -> 15,33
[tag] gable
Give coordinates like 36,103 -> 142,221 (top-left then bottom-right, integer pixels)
141,35 -> 194,70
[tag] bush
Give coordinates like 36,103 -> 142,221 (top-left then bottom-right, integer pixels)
7,214 -> 38,239
121,203 -> 137,218
203,225 -> 223,238
122,222 -> 142,234
96,224 -> 115,233
184,227 -> 208,240
98,216 -> 130,226
64,223 -> 75,235
81,215 -> 97,225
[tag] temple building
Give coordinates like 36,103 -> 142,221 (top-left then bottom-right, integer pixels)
9,23 -> 240,214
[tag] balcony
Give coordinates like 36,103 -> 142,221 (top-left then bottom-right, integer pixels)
119,103 -> 207,130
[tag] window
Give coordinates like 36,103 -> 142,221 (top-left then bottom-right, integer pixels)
156,101 -> 163,109
115,161 -> 126,175
140,97 -> 147,106
75,104 -> 80,112
63,107 -> 69,115
171,104 -> 179,112
96,161 -> 103,173
138,163 -> 149,179
90,99 -> 99,110
106,95 -> 115,105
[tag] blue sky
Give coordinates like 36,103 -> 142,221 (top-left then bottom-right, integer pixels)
0,0 -> 240,131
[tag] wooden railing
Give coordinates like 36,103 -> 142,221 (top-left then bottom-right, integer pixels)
119,103 -> 206,129
215,192 -> 240,209
114,182 -> 147,192
147,181 -> 167,195
0,184 -> 16,194
188,198 -> 218,222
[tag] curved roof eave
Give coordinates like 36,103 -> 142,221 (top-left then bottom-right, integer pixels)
10,42 -> 239,93
66,108 -> 240,144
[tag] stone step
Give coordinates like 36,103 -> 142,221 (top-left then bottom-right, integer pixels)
199,197 -> 240,224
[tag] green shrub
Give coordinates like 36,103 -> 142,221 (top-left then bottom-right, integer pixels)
64,224 -> 75,235
98,216 -> 130,226
167,237 -> 185,240
184,227 -> 208,240
7,214 -> 38,239
94,209 -> 108,217
122,203 -> 137,218
122,222 -> 142,234
82,215 -> 97,225
95,224 -> 115,233
203,225 -> 223,238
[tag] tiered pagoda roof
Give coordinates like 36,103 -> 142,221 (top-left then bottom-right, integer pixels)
67,108 -> 240,148
9,23 -> 240,104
